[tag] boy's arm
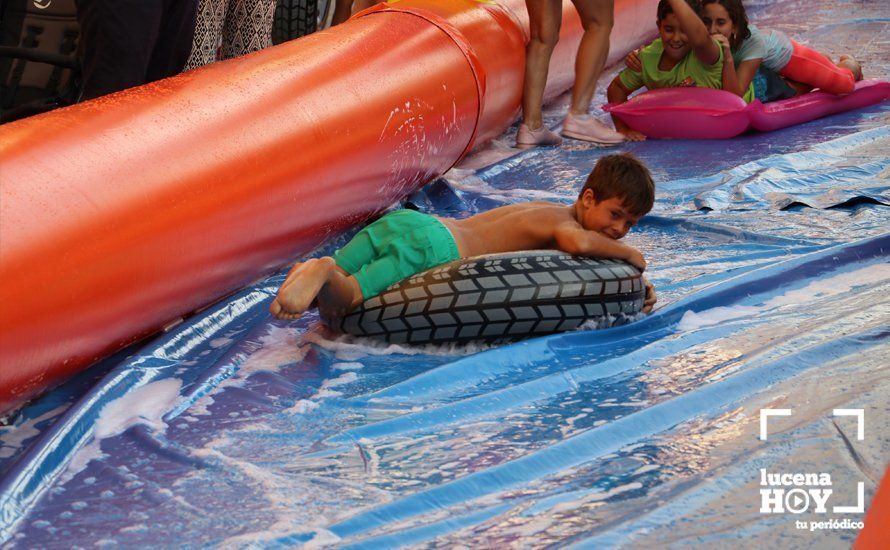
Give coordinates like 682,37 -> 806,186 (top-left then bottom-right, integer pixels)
554,221 -> 647,271
607,76 -> 646,141
668,0 -> 719,65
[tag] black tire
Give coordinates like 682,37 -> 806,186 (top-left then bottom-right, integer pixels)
333,251 -> 645,345
272,0 -> 320,44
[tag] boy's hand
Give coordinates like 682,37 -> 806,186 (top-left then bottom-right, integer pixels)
642,276 -> 657,313
619,128 -> 647,142
625,247 -> 646,272
624,47 -> 643,71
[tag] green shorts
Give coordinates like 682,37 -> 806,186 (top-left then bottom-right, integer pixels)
334,209 -> 460,299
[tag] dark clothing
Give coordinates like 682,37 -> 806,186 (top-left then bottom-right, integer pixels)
753,66 -> 798,104
74,0 -> 198,100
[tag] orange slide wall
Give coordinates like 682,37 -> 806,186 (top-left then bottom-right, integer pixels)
0,0 -> 657,415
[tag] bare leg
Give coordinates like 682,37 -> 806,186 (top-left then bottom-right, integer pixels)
316,266 -> 363,319
559,0 -> 622,143
568,0 -> 614,116
270,257 -> 360,320
521,0 -> 563,130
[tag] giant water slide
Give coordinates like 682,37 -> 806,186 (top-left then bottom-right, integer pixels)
0,0 -> 657,415
2,0 -> 889,546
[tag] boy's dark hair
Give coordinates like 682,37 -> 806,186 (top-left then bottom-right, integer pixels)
657,0 -> 702,21
701,0 -> 751,51
580,153 -> 655,216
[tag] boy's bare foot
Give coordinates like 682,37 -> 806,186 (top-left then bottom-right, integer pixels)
280,260 -> 309,291
270,257 -> 337,320
269,261 -> 311,318
838,55 -> 863,82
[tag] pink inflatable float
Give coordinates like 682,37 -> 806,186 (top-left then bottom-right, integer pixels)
603,80 -> 890,139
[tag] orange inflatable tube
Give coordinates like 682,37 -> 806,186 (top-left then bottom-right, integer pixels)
856,466 -> 890,549
0,0 -> 657,415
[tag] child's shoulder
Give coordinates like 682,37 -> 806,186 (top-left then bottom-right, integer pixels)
636,39 -> 666,71
641,38 -> 665,57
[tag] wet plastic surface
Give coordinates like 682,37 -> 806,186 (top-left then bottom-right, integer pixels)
1,0 -> 888,546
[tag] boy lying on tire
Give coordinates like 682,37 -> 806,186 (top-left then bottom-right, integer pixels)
270,153 -> 657,321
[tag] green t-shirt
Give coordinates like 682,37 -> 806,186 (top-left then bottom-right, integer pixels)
618,38 -> 755,103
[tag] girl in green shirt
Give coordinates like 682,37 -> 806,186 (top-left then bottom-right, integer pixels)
607,0 -> 748,141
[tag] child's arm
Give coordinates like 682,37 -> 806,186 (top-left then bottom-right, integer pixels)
554,221 -> 647,271
734,60 -> 760,96
668,0 -> 719,66
642,276 -> 657,313
714,34 -> 760,97
625,47 -> 643,71
607,76 -> 646,141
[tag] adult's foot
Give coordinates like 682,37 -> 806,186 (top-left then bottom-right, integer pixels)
270,257 -> 336,320
516,122 -> 563,149
562,112 -> 624,145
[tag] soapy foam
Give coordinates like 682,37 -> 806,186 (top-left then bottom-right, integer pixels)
678,306 -> 761,331
304,330 -> 494,360
188,325 -> 310,416
764,264 -> 890,307
284,372 -> 360,414
60,379 -> 182,484
679,265 -> 889,331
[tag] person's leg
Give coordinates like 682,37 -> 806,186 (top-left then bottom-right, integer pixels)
568,0 -> 613,116
217,0 -> 276,61
270,257 -> 362,320
146,0 -> 199,83
184,0 -> 227,70
332,0 -> 353,25
271,223 -> 379,319
74,0 -> 164,100
219,0 -> 244,60
316,265 -> 364,319
560,0 -> 622,144
521,0 -> 563,130
779,40 -> 855,95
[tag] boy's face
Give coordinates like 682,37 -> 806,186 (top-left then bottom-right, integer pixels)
658,13 -> 691,61
579,190 -> 642,240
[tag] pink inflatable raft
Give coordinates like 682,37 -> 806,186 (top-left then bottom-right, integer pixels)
603,80 -> 890,139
